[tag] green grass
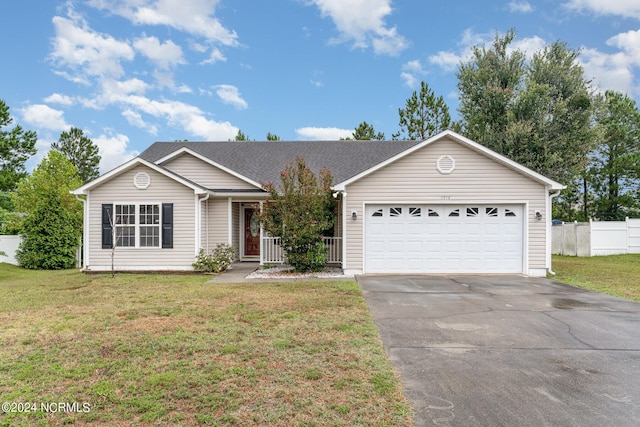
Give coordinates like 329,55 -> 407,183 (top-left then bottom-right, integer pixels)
0,264 -> 412,426
551,254 -> 640,301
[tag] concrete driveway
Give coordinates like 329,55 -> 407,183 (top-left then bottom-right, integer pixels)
357,275 -> 640,427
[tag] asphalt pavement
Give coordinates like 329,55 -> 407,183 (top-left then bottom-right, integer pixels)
357,275 -> 640,427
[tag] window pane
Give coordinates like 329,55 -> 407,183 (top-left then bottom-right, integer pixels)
116,226 -> 135,247
140,204 -> 160,225
390,207 -> 402,217
140,226 -> 160,247
486,207 -> 498,217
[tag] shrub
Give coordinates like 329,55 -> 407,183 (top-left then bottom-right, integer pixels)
16,193 -> 79,270
259,157 -> 335,272
193,244 -> 236,273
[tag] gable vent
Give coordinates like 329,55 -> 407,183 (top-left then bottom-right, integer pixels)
436,155 -> 456,175
134,172 -> 151,189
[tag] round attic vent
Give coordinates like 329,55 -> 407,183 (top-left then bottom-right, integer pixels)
134,172 -> 151,189
436,155 -> 456,175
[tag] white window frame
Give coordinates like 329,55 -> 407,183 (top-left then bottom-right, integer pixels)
113,202 -> 162,249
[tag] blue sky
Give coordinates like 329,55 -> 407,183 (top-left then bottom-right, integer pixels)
1,0 -> 640,173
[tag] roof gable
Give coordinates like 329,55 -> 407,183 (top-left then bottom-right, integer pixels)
333,130 -> 565,191
71,157 -> 208,195
157,147 -> 263,190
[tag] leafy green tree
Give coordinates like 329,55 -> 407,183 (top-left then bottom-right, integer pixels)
259,158 -> 335,272
10,151 -> 83,233
0,99 -> 37,192
52,127 -> 101,184
233,130 -> 249,141
518,41 -> 594,184
266,132 -> 280,141
457,32 -> 596,220
457,29 -> 525,153
588,90 -> 640,220
351,121 -> 385,140
395,81 -> 451,140
15,192 -> 79,270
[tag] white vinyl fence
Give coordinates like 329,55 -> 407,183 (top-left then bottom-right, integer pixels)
0,235 -> 22,265
552,218 -> 640,256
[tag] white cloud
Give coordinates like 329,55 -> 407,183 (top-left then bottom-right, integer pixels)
20,104 -> 70,131
512,36 -> 547,57
580,48 -> 635,94
88,0 -> 238,61
201,47 -> 227,64
578,29 -> 640,96
44,93 -> 74,106
50,10 -> 135,81
295,126 -> 353,140
122,95 -> 238,139
429,29 -> 547,72
122,109 -> 158,134
428,51 -> 463,73
507,1 -> 533,13
400,59 -> 427,87
428,29 -> 489,72
213,84 -> 248,109
564,0 -> 640,19
308,0 -> 408,56
93,132 -> 139,173
133,36 -> 185,69
607,29 -> 640,63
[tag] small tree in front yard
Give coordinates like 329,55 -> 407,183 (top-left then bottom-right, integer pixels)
259,158 -> 335,272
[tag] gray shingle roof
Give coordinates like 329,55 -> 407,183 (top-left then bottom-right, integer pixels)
139,140 -> 421,186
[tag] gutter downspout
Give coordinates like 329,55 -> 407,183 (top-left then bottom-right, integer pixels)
547,190 -> 562,276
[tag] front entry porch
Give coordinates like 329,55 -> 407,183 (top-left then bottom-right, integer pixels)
209,200 -> 342,266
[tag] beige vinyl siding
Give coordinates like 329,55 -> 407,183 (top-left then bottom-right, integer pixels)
345,138 -> 548,273
204,198 -> 230,251
163,153 -> 258,190
87,165 -> 196,270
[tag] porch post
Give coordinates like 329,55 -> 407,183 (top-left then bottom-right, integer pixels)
341,192 -> 347,269
227,197 -> 233,245
259,200 -> 264,265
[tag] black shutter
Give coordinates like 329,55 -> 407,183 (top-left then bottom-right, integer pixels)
102,204 -> 113,249
162,203 -> 173,249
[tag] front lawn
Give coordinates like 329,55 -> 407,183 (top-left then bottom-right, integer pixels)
0,264 -> 411,426
551,254 -> 640,301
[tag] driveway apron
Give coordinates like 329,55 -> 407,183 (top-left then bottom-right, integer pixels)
357,275 -> 640,427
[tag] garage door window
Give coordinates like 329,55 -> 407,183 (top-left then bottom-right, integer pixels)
390,207 -> 402,217
486,207 -> 498,217
505,209 -> 517,217
466,207 -> 479,217
371,208 -> 383,217
448,209 -> 460,217
428,209 -> 439,217
409,207 -> 421,217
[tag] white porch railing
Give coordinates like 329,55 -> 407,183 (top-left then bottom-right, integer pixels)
261,236 -> 342,265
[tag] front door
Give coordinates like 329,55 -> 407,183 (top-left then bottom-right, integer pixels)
244,208 -> 260,257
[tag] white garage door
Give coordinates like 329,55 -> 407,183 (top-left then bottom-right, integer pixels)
365,205 -> 523,274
